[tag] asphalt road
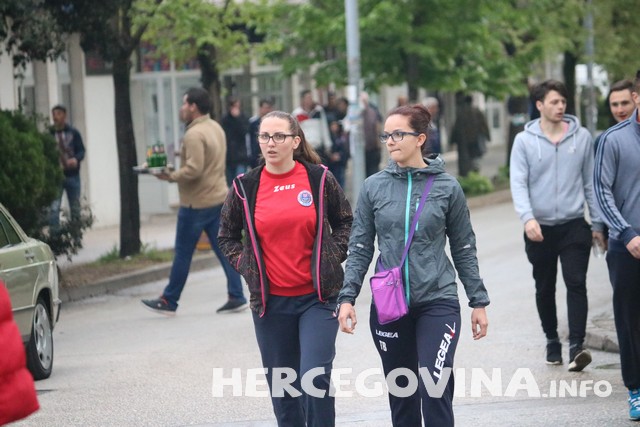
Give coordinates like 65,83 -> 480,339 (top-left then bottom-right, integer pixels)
18,201 -> 630,427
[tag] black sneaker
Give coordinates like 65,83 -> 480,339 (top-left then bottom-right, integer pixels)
546,341 -> 562,365
141,297 -> 176,316
216,298 -> 248,314
568,346 -> 592,372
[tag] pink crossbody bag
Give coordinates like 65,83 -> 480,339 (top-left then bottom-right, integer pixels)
370,175 -> 435,324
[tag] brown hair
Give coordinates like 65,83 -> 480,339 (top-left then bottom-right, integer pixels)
532,79 -> 569,103
261,111 -> 322,164
386,104 -> 432,155
610,79 -> 633,94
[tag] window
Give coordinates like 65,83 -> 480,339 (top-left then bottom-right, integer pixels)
0,211 -> 21,248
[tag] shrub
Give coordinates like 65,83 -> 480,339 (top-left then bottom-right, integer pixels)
457,172 -> 494,196
0,109 -> 93,261
33,206 -> 94,261
492,165 -> 510,189
0,110 -> 62,231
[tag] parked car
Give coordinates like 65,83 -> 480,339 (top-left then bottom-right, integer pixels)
0,203 -> 60,380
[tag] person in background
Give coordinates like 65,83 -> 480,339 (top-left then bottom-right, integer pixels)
248,98 -> 275,168
450,95 -> 491,177
506,92 -> 530,167
594,79 -> 635,154
335,96 -> 349,122
222,97 -> 250,186
510,79 -> 605,371
423,96 -> 442,154
338,104 -> 489,427
292,89 -> 331,164
593,70 -> 640,421
323,91 -> 340,123
361,92 -> 382,177
141,87 -> 247,316
218,111 -> 353,427
328,120 -> 349,188
49,104 -> 86,228
0,280 -> 40,425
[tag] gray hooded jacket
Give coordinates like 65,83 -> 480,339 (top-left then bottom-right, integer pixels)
337,156 -> 489,308
510,114 -> 602,229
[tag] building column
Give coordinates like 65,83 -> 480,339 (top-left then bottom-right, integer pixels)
66,34 -> 90,204
0,50 -> 17,110
32,60 -> 51,119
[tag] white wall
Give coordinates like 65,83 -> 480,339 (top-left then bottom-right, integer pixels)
83,76 -> 121,227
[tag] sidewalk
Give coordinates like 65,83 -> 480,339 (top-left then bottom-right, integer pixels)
60,141 -> 619,354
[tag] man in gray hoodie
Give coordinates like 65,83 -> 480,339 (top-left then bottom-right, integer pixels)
510,79 -> 605,372
594,71 -> 640,421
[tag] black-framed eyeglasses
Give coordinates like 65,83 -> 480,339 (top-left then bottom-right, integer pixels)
379,131 -> 422,144
257,133 -> 296,144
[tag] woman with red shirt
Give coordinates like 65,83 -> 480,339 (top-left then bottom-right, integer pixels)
219,111 -> 352,426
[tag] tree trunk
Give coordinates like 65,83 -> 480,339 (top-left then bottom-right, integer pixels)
112,54 -> 141,258
198,44 -> 222,121
405,51 -> 420,103
563,51 -> 577,116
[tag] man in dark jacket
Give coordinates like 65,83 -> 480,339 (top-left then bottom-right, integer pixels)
50,104 -> 85,227
450,95 -> 490,177
248,98 -> 274,168
222,98 -> 250,186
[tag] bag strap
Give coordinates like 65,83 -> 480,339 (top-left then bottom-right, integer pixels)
399,174 -> 435,267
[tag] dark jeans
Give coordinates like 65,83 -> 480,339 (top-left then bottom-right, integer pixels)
365,149 -> 381,177
226,164 -> 247,187
524,218 -> 592,346
49,174 -> 81,227
457,142 -> 480,177
252,293 -> 338,427
606,239 -> 640,390
162,205 -> 244,309
328,164 -> 345,189
369,299 -> 460,427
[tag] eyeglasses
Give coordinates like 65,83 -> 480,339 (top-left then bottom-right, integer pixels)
257,133 -> 296,144
379,131 -> 421,144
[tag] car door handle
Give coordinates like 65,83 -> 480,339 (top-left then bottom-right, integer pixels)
25,251 -> 35,261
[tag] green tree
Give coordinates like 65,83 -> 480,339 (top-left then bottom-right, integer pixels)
258,0 -> 589,100
1,3 -> 95,261
0,110 -> 61,232
0,0 -> 66,67
592,0 -> 640,81
46,0 -> 164,258
139,0 -> 272,119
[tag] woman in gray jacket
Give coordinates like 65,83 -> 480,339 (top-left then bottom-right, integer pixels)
337,104 -> 489,427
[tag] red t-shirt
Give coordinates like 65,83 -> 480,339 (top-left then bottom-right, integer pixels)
255,162 -> 317,296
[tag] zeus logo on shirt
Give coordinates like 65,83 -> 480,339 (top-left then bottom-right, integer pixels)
273,184 -> 296,192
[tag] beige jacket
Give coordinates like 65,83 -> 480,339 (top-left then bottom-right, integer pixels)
169,115 -> 228,208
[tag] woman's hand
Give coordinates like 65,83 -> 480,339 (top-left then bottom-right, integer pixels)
471,307 -> 488,340
338,303 -> 357,334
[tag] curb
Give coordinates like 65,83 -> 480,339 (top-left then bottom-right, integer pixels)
585,328 -> 620,354
59,252 -> 219,303
466,188 -> 512,210
585,311 -> 620,354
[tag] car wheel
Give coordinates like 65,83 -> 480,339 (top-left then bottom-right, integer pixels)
26,296 -> 54,380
